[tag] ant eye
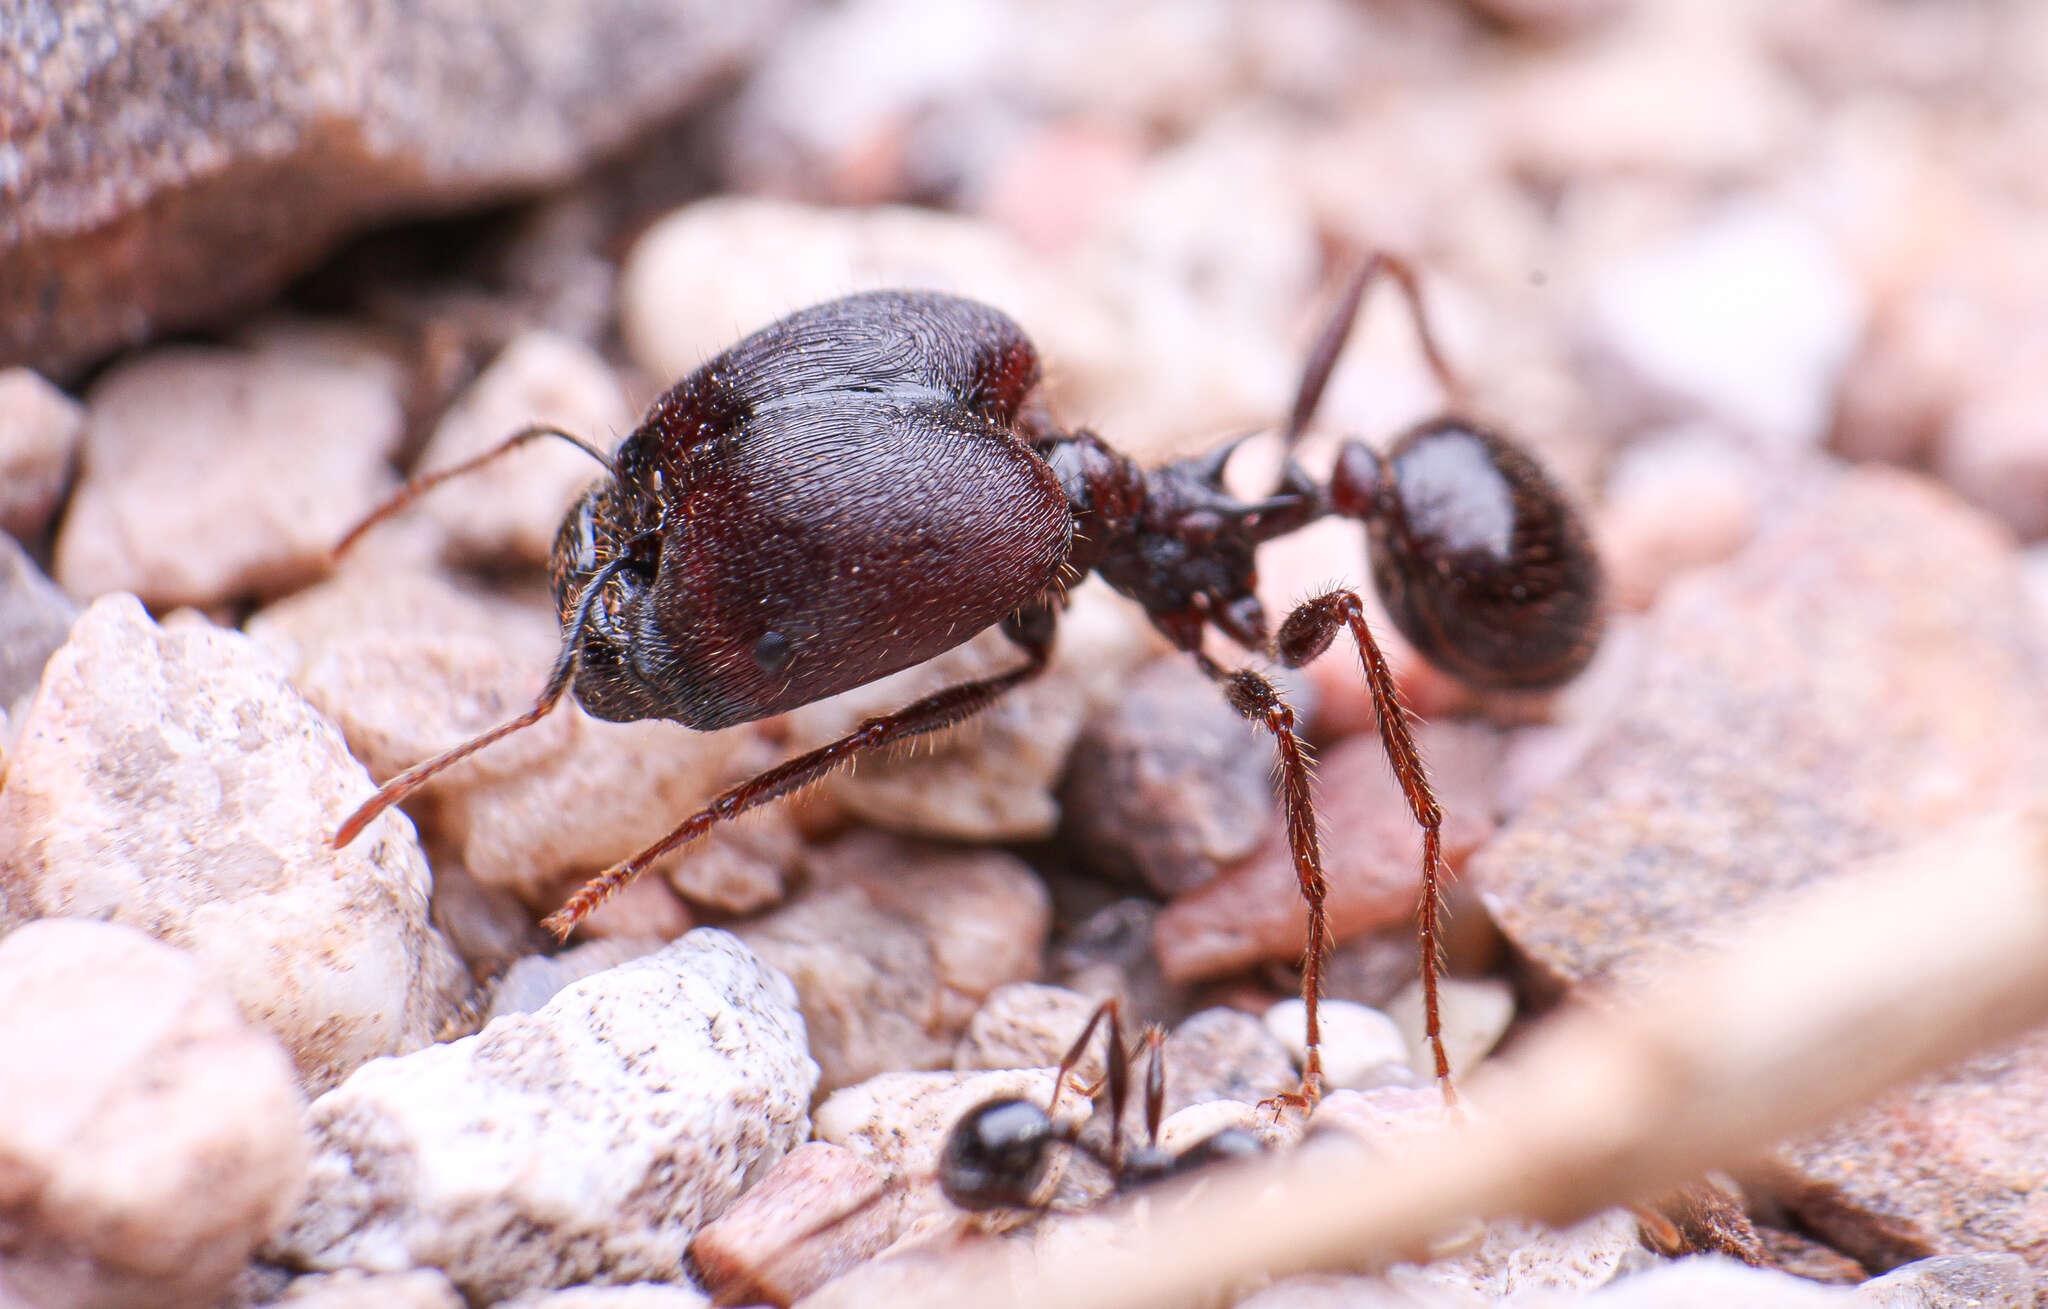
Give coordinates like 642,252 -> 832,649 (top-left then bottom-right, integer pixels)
752,630 -> 792,677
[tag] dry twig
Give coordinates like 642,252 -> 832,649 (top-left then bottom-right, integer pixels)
890,808 -> 2048,1309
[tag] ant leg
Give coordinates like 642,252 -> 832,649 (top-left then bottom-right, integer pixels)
543,614 -> 1057,938
1189,653 -> 1330,1108
1047,997 -> 1122,1123
332,549 -> 641,847
335,423 -> 617,556
1142,1025 -> 1166,1150
1275,589 -> 1452,1105
1283,251 -> 1466,450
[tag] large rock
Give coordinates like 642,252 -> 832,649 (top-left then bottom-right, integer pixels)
0,594 -> 470,1092
0,918 -> 307,1309
0,0 -> 802,376
269,931 -> 816,1304
1474,466 -> 2048,1274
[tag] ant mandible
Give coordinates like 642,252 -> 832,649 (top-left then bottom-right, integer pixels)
331,253 -> 1604,1105
941,997 -> 1265,1211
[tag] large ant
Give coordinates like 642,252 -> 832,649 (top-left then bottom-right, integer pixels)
331,253 -> 1603,1102
941,998 -> 1266,1212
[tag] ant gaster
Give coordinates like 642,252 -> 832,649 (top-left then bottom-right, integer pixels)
331,254 -> 1604,1104
942,998 -> 1266,1211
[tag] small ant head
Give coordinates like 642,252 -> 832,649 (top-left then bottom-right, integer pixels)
939,1097 -> 1061,1212
1332,418 -> 1603,690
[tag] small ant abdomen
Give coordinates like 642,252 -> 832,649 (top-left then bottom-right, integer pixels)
1336,418 -> 1603,691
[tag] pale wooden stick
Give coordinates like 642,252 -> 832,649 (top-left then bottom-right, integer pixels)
887,809 -> 2048,1309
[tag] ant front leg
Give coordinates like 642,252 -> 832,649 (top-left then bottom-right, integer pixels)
543,605 -> 1058,937
1275,589 -> 1453,1104
1189,653 -> 1331,1110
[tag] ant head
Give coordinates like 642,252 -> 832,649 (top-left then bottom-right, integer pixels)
1331,418 -> 1603,690
939,1097 -> 1062,1212
545,479 -> 671,724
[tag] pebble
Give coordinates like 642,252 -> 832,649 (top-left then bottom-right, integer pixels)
247,568 -> 789,916
0,531 -> 78,708
1057,655 -> 1273,897
1047,896 -> 1188,1025
504,1286 -> 712,1309
1385,976 -> 1516,1079
0,367 -> 83,544
0,595 -> 469,1092
1576,1254 -> 1856,1307
273,1270 -> 464,1309
688,1142 -> 896,1307
1857,1252 -> 2035,1309
1264,998 -> 1412,1090
54,342 -> 406,607
412,329 -> 634,569
1474,468 -> 2048,1271
734,886 -> 952,1092
1597,424 -> 1766,611
484,936 -> 667,1023
1159,1007 -> 1298,1116
807,830 -> 1053,1030
1154,720 -> 1499,985
617,197 -> 1131,432
1580,204 -> 1866,455
783,583 -> 1154,843
954,982 -> 1108,1082
1934,371 -> 2048,542
812,1067 -> 1062,1184
0,919 -> 307,1309
268,931 -> 816,1304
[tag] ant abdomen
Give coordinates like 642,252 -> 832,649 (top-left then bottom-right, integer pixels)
1333,418 -> 1603,691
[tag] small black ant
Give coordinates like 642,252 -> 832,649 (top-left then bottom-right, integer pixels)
331,253 -> 1603,1104
941,998 -> 1267,1212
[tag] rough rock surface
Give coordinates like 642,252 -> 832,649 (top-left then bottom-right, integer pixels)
2,0 -> 802,376
1155,720 -> 1500,984
0,531 -> 77,708
688,1142 -> 896,1307
1474,468 -> 2048,1273
782,583 -> 1155,843
269,931 -> 816,1304
0,595 -> 469,1092
805,831 -> 1052,1030
412,329 -> 634,569
271,1269 -> 465,1309
54,341 -> 407,607
0,367 -> 83,543
247,567 -> 790,915
0,919 -> 307,1309
1057,654 -> 1272,897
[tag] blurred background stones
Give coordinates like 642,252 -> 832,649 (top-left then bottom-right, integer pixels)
6,0 -> 2048,1303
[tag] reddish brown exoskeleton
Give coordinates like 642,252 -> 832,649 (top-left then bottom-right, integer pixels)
333,255 -> 1603,1104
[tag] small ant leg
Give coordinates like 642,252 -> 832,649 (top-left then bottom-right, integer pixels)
1282,251 -> 1467,452
1047,998 -> 1124,1125
334,423 -> 617,557
1190,652 -> 1329,1108
544,619 -> 1056,938
1276,589 -> 1453,1104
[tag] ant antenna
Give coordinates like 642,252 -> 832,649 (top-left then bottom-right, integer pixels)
334,423 -> 617,557
1282,252 -> 1468,452
330,547 -> 638,847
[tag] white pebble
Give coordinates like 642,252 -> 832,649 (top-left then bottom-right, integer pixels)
1263,998 -> 1411,1089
